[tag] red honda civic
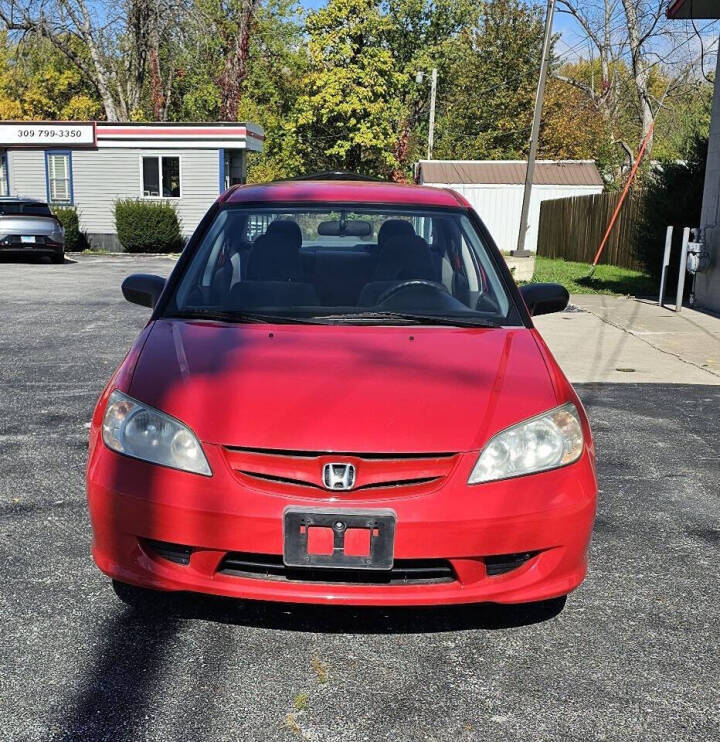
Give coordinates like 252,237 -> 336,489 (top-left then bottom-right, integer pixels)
87,176 -> 597,609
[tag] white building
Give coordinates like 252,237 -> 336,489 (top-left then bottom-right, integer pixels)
668,0 -> 720,313
0,121 -> 264,250
416,159 -> 604,254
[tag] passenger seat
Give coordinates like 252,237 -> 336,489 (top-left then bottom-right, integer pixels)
236,219 -> 319,308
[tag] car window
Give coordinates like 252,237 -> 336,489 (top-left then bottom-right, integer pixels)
0,202 -> 52,216
167,206 -> 518,326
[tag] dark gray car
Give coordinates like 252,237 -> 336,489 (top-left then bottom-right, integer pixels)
0,198 -> 65,263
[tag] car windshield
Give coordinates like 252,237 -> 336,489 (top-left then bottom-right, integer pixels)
166,206 -> 519,326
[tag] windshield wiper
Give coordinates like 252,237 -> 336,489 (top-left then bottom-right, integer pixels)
310,311 -> 500,328
166,309 -> 327,325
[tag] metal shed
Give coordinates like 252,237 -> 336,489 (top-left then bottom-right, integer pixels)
416,159 -> 604,253
0,121 -> 264,250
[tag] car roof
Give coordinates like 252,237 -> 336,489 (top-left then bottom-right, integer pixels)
221,179 -> 470,209
0,196 -> 47,205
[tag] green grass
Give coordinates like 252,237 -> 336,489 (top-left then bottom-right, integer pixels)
526,256 -> 656,296
293,692 -> 310,711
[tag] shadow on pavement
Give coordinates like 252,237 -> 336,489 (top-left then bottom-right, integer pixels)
54,611 -> 179,742
121,590 -> 567,634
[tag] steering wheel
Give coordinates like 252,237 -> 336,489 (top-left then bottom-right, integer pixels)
376,280 -> 449,305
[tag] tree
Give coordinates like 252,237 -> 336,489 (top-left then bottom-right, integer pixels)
634,135 -> 706,280
541,73 -> 617,168
383,0 -> 473,175
289,0 -> 404,176
554,0 -> 710,167
193,0 -> 261,121
0,31 -> 102,119
0,0 -> 187,120
433,0 -> 544,160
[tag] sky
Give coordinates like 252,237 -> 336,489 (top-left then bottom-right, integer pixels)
297,0 -> 720,71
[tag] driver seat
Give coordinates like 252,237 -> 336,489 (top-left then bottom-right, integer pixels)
359,231 -> 436,306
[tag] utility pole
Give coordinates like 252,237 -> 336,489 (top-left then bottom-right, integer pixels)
515,0 -> 556,255
428,68 -> 438,160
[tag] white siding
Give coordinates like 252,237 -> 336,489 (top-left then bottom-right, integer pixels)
424,183 -> 603,253
9,149 -> 47,201
8,147 -> 220,236
696,51 -> 720,313
72,148 -> 219,235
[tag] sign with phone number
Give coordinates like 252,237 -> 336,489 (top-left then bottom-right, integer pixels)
0,122 -> 96,146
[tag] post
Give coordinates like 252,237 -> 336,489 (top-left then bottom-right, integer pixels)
427,68 -> 438,161
515,0 -> 556,255
658,226 -> 673,307
676,227 -> 690,313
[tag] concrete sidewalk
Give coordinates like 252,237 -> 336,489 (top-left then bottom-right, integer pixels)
535,295 -> 720,385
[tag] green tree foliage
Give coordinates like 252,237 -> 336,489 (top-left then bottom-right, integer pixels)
51,206 -> 87,251
634,137 -> 707,282
289,0 -> 404,177
0,32 -> 102,120
433,0 -> 544,161
0,0 -> 713,186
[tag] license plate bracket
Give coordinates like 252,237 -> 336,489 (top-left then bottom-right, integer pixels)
283,507 -> 396,570
20,236 -> 35,244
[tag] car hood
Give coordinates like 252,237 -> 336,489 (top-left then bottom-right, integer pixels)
129,319 -> 559,453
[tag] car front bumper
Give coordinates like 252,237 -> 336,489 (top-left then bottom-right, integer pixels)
87,442 -> 597,606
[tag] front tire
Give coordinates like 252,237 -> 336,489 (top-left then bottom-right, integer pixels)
51,251 -> 65,264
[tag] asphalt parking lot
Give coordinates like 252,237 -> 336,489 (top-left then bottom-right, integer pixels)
2,255 -> 719,741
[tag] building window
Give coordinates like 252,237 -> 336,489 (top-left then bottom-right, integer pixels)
46,151 -> 73,204
142,156 -> 180,198
0,151 -> 8,196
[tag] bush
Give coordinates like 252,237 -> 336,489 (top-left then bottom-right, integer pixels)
634,136 -> 707,286
114,199 -> 184,253
51,205 -> 87,251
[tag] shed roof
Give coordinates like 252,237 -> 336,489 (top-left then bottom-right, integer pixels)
417,160 -> 604,187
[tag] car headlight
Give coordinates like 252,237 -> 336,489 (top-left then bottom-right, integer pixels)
102,390 -> 211,476
468,403 -> 584,484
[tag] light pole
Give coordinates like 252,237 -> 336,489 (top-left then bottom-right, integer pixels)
515,0 -> 556,255
416,68 -> 438,160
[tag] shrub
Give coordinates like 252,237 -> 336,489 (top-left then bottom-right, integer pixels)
633,136 -> 707,287
114,199 -> 184,253
51,205 -> 86,251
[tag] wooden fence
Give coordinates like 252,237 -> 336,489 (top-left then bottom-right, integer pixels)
537,191 -> 642,270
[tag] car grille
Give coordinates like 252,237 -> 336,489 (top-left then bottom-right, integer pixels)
142,538 -> 540,583
223,446 -> 459,496
217,552 -> 456,585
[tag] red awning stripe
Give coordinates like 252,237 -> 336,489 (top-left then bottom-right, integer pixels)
96,126 -> 265,141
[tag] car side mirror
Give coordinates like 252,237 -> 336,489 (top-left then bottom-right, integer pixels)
520,283 -> 569,317
122,274 -> 166,308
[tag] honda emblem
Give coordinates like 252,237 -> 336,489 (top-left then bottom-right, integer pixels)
322,463 -> 356,491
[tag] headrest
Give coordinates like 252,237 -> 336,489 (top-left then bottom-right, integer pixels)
377,219 -> 415,247
246,228 -> 304,282
265,219 -> 302,247
373,235 -> 435,282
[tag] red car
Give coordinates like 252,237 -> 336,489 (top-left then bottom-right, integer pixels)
87,176 -> 597,610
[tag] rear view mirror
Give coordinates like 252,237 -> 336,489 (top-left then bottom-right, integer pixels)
520,283 -> 569,317
318,220 -> 372,237
122,274 -> 166,308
